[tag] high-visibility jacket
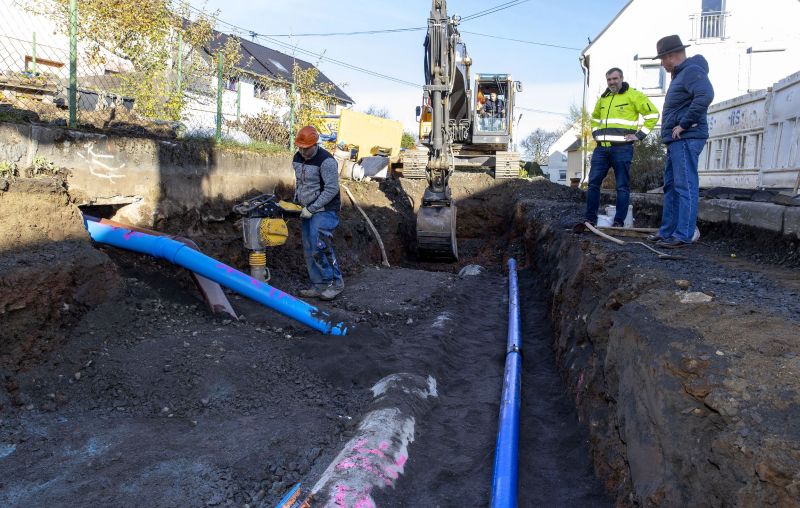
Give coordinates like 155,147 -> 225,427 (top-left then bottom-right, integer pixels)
591,82 -> 659,146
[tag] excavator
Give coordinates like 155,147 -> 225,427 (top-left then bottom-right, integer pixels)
412,0 -> 522,260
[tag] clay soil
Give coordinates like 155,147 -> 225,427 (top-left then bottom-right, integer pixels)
1,172 -> 799,506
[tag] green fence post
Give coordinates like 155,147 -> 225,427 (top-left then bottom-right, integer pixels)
31,32 -> 37,73
216,53 -> 223,143
236,80 -> 241,122
68,0 -> 77,129
177,32 -> 183,91
289,82 -> 296,152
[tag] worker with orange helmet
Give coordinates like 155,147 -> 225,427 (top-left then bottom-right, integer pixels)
292,125 -> 344,301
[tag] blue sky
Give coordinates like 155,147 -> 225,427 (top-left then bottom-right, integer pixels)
187,0 -> 630,138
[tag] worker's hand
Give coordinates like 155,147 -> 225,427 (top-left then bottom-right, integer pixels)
624,134 -> 638,142
300,207 -> 313,219
672,125 -> 685,140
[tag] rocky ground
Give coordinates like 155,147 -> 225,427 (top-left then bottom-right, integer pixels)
0,172 -> 798,506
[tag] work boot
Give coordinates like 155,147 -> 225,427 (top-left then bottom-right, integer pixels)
299,287 -> 321,298
646,233 -> 663,242
656,238 -> 690,249
319,284 -> 344,301
612,221 -> 625,228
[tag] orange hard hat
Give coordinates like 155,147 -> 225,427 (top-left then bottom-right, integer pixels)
295,126 -> 319,148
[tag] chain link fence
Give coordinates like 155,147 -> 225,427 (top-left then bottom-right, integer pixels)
0,0 -> 293,151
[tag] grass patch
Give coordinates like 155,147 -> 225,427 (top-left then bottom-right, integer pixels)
182,136 -> 291,157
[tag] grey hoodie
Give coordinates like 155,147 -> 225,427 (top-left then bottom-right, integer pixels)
292,147 -> 341,213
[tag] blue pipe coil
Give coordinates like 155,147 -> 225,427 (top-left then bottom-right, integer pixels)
84,219 -> 347,336
491,257 -> 521,507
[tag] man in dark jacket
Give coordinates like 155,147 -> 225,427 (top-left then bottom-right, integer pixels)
483,92 -> 505,118
293,125 -> 344,300
651,35 -> 714,248
482,91 -> 505,130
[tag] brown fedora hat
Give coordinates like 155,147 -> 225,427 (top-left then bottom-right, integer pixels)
652,34 -> 691,59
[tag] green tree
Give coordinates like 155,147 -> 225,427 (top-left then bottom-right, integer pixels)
566,104 -> 594,182
630,131 -> 666,192
27,0 -> 239,121
401,131 -> 416,149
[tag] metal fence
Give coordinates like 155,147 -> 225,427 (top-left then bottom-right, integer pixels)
0,0 -> 292,149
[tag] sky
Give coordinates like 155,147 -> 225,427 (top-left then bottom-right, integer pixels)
186,0 -> 630,142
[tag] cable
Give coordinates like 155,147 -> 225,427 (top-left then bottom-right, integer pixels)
460,31 -> 581,51
516,107 -> 569,116
183,3 -> 421,88
461,0 -> 531,21
205,0 -> 531,38
258,27 -> 425,38
257,34 -> 421,88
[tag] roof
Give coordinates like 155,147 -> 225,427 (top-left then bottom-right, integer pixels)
565,139 -> 582,152
205,31 -> 353,104
582,0 -> 634,56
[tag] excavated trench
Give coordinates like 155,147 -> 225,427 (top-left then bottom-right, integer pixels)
1,173 -> 799,507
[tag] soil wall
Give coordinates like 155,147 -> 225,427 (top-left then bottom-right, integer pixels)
517,198 -> 800,506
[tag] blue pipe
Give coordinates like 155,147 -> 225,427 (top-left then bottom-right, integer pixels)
491,258 -> 521,507
84,219 -> 347,335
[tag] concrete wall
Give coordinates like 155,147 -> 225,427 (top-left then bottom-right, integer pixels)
630,192 -> 800,239
0,122 -> 294,225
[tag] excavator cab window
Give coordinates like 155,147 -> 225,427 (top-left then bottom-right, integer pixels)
475,82 -> 508,133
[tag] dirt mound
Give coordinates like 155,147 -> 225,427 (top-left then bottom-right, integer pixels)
0,177 -> 86,252
0,178 -> 120,372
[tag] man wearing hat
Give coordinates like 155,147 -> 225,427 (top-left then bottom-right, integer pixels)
650,35 -> 714,248
292,125 -> 344,300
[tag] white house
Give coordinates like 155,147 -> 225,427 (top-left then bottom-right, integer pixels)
0,1 -> 353,140
183,30 -> 353,140
560,0 -> 800,187
582,0 -> 800,113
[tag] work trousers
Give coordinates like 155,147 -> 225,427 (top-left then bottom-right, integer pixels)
658,139 -> 705,243
301,210 -> 344,291
585,144 -> 633,225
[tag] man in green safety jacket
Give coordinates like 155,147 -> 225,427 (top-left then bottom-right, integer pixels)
585,67 -> 660,227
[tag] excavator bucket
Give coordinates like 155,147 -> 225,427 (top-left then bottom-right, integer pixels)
416,204 -> 458,261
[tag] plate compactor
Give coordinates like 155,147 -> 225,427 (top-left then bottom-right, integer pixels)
233,194 -> 302,282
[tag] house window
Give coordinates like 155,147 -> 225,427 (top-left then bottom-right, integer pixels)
696,0 -> 727,39
325,101 -> 336,114
640,64 -> 665,92
558,170 -> 567,181
254,83 -> 269,99
226,77 -> 238,92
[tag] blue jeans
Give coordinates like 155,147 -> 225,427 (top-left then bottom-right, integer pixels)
585,144 -> 633,224
659,139 -> 705,242
301,210 -> 343,290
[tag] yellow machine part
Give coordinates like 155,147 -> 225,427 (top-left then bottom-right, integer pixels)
336,109 -> 404,163
259,218 -> 289,247
278,200 -> 303,213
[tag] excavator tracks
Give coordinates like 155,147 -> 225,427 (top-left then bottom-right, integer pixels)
494,151 -> 520,179
400,149 -> 429,179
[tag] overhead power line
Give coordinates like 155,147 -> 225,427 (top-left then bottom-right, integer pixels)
184,3 -> 421,88
461,0 -> 531,22
516,106 -> 569,116
256,0 -> 531,37
461,31 -> 581,51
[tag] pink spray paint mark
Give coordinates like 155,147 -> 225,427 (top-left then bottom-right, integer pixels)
334,484 -> 353,506
354,497 -> 376,508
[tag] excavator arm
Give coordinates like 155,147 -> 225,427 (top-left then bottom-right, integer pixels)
416,0 -> 460,260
